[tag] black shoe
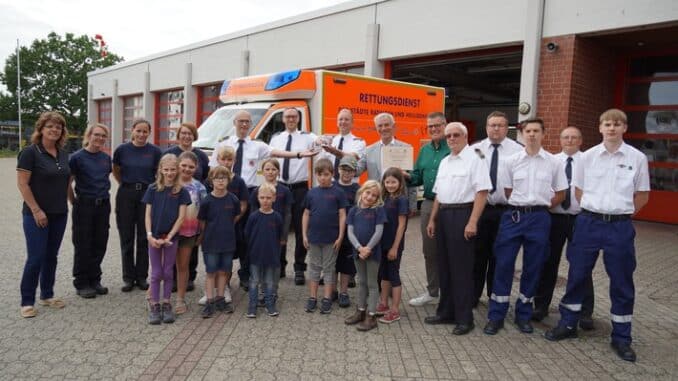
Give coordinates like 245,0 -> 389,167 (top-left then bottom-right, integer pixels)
544,325 -> 577,341
93,283 -> 109,295
611,341 -> 636,362
186,280 -> 195,292
531,308 -> 548,322
121,281 -> 134,293
579,316 -> 594,331
295,272 -> 305,286
76,287 -> 97,299
452,322 -> 475,335
514,319 -> 534,334
424,316 -> 455,325
136,280 -> 149,291
483,320 -> 504,335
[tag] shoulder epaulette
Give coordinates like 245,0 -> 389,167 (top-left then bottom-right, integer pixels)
354,137 -> 364,140
218,135 -> 230,143
474,148 -> 485,159
299,131 -> 308,135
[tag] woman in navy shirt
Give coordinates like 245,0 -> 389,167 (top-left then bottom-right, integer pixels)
17,111 -> 71,318
68,123 -> 113,299
112,119 -> 162,292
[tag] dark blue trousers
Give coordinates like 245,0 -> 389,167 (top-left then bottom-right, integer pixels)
20,213 -> 68,306
557,214 -> 636,344
72,198 -> 111,289
488,209 -> 551,322
534,213 -> 594,316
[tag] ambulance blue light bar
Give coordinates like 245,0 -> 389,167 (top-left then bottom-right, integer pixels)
265,70 -> 301,91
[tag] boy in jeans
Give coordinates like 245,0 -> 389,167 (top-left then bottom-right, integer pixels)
301,158 -> 348,314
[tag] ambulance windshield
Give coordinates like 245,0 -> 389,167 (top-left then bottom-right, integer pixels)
193,107 -> 267,149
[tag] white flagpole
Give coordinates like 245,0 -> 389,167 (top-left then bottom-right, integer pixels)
17,39 -> 22,149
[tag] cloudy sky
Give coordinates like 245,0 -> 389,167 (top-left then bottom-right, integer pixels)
0,0 -> 352,68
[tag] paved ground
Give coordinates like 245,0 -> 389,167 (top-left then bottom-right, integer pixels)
0,157 -> 677,380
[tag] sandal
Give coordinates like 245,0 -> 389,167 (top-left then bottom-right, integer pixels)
175,300 -> 187,315
38,298 -> 66,309
20,306 -> 37,318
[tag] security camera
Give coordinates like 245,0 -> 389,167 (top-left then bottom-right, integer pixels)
546,42 -> 558,52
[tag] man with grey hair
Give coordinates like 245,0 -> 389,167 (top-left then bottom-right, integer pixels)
357,112 -> 417,210
425,122 -> 491,334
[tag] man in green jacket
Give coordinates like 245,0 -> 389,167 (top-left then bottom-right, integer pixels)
404,112 -> 450,309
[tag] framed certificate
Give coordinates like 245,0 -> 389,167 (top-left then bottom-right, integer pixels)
382,145 -> 413,171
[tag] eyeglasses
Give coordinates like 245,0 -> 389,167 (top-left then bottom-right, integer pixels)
487,124 -> 507,129
235,120 -> 251,124
427,123 -> 444,129
445,132 -> 463,139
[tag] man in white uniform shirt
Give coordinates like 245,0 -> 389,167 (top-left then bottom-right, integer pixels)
209,110 -> 316,188
424,122 -> 491,335
269,107 -> 318,285
532,127 -> 595,330
470,111 -> 523,308
546,109 -> 650,363
483,118 -> 567,336
320,108 -> 366,181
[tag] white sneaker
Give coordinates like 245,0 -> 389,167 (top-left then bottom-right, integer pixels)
224,286 -> 232,303
408,292 -> 438,306
198,295 -> 208,306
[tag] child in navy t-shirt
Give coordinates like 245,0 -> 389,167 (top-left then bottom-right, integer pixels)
301,159 -> 347,314
344,180 -> 387,331
333,156 -> 361,308
244,183 -> 284,318
197,166 -> 241,318
141,154 -> 191,325
377,167 -> 410,324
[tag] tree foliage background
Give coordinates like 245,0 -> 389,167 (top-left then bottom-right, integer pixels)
0,32 -> 123,136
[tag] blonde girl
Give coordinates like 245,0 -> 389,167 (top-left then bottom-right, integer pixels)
343,180 -> 387,331
141,154 -> 191,324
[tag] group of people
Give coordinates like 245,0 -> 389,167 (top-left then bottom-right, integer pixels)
17,106 -> 648,361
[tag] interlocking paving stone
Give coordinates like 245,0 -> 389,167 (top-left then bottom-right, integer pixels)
0,158 -> 677,380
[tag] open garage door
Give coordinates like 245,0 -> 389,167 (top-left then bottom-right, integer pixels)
391,47 -> 522,143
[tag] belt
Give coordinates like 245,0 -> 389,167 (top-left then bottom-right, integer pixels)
78,197 -> 109,206
440,202 -> 473,209
510,205 -> 548,213
282,181 -> 308,190
121,182 -> 149,191
486,204 -> 508,210
582,209 -> 632,222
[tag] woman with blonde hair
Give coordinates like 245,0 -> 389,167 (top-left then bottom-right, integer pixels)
68,123 -> 113,298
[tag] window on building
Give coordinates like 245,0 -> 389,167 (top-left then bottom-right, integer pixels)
155,89 -> 184,150
96,99 -> 112,153
123,95 -> 144,143
198,84 -> 224,126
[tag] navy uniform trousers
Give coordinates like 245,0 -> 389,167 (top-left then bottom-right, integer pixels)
488,209 -> 551,322
534,213 -> 594,316
435,206 -> 475,325
558,213 -> 636,345
72,197 -> 111,289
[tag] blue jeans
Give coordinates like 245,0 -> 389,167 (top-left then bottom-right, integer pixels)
20,213 -> 68,306
249,264 -> 277,309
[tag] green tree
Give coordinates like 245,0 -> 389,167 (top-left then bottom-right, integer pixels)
0,32 -> 123,136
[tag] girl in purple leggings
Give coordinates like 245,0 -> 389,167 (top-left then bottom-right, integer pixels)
142,154 -> 191,325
